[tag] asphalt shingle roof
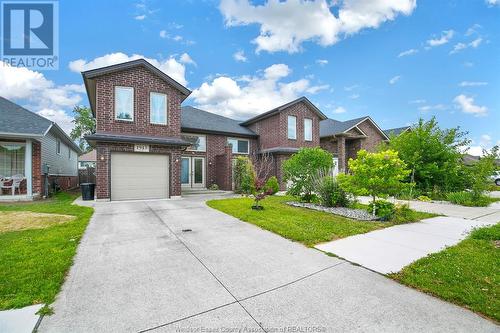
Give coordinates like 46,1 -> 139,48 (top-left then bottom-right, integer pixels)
319,116 -> 369,138
383,126 -> 410,137
181,106 -> 257,137
0,96 -> 52,136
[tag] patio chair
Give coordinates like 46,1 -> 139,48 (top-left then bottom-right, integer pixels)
0,174 -> 25,196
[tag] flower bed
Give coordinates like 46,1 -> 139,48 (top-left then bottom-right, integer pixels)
286,201 -> 379,221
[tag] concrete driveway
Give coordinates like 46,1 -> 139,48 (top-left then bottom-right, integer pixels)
39,194 -> 498,333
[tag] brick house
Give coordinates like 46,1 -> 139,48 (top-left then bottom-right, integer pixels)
0,97 -> 81,200
83,59 -> 400,201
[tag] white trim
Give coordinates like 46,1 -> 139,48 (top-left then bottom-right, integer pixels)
149,92 -> 168,125
343,117 -> 390,140
352,125 -> 368,137
227,137 -> 250,154
43,123 -> 53,136
0,132 -> 43,138
25,139 -> 32,197
287,115 -> 297,140
304,118 -> 313,141
114,86 -> 134,122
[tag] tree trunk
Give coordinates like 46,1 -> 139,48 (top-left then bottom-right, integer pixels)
372,194 -> 377,217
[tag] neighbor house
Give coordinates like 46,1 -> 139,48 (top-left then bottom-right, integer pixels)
0,97 -> 81,200
82,59 -> 400,201
78,150 -> 96,169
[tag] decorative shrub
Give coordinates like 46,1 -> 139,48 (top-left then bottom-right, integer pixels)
417,195 -> 431,202
233,156 -> 255,195
283,147 -> 333,202
263,176 -> 279,195
391,204 -> 420,224
208,184 -> 219,191
316,176 -> 349,207
368,200 -> 395,220
251,178 -> 274,210
446,191 -> 492,207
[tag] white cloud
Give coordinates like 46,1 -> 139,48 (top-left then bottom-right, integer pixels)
409,99 -> 426,104
418,104 -> 446,112
316,59 -> 328,66
398,48 -> 418,57
450,38 -> 482,54
333,106 -> 347,114
453,94 -> 488,117
159,30 -> 167,38
467,134 -> 496,156
459,81 -> 488,87
233,50 -> 248,62
0,61 -> 84,133
220,0 -> 416,53
486,0 -> 500,6
389,75 -> 401,84
426,30 -> 454,47
190,63 -> 327,119
344,84 -> 358,91
348,93 -> 360,99
306,84 -> 329,94
465,24 -> 481,36
68,52 -> 188,86
179,53 -> 196,66
134,14 -> 146,20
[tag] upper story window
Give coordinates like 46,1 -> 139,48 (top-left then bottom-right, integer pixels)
115,86 -> 134,121
228,138 -> 249,154
287,115 -> 297,140
304,118 -> 313,141
150,92 -> 167,125
56,139 -> 61,155
182,133 -> 206,152
68,149 -> 71,159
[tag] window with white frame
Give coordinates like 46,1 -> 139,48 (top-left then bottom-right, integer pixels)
115,86 -> 134,121
287,115 -> 297,139
68,148 -> 71,159
0,143 -> 25,177
304,118 -> 313,141
182,133 -> 206,152
227,138 -> 249,154
150,92 -> 167,124
56,139 -> 61,155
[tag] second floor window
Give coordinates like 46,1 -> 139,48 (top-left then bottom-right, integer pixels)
287,115 -> 297,140
304,118 -> 312,141
150,92 -> 167,125
56,139 -> 61,155
115,86 -> 134,121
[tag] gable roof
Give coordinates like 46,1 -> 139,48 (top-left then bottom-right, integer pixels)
383,126 -> 411,137
78,149 -> 96,162
320,116 -> 390,140
0,96 -> 52,136
240,96 -> 327,126
181,106 -> 257,137
0,96 -> 82,153
82,58 -> 191,116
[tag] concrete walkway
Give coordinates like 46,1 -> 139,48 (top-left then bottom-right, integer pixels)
315,196 -> 500,274
0,304 -> 42,333
37,194 -> 497,332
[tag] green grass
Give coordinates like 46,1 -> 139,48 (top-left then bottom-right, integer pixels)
0,192 -> 93,310
207,195 -> 433,247
391,223 -> 500,322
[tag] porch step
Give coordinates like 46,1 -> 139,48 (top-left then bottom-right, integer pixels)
181,189 -> 233,195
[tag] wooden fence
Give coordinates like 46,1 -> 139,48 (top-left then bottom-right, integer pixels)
78,167 -> 96,184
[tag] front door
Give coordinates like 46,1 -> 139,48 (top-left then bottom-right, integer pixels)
181,156 -> 205,188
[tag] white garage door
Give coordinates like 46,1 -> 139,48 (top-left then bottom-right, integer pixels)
111,153 -> 169,201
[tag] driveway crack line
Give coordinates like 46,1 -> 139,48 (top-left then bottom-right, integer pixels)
143,203 -> 268,333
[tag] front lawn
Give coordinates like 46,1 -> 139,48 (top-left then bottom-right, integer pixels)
207,195 -> 433,246
0,192 -> 93,310
391,223 -> 500,322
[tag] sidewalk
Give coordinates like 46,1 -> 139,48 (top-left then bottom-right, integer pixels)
315,197 -> 500,274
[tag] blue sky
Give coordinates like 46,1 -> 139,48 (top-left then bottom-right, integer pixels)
1,0 -> 499,155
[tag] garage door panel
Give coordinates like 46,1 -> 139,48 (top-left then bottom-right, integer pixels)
111,153 -> 169,201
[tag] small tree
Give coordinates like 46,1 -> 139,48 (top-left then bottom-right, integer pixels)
467,146 -> 499,199
338,149 -> 410,216
282,147 -> 333,202
70,106 -> 96,152
233,156 -> 255,195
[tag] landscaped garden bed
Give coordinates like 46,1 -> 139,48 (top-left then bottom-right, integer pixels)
286,201 -> 378,221
0,192 -> 93,312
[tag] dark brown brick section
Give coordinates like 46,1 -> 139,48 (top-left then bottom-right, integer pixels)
248,101 -> 321,150
32,141 -> 42,195
215,146 -> 233,191
95,142 -> 183,199
94,66 -> 184,137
